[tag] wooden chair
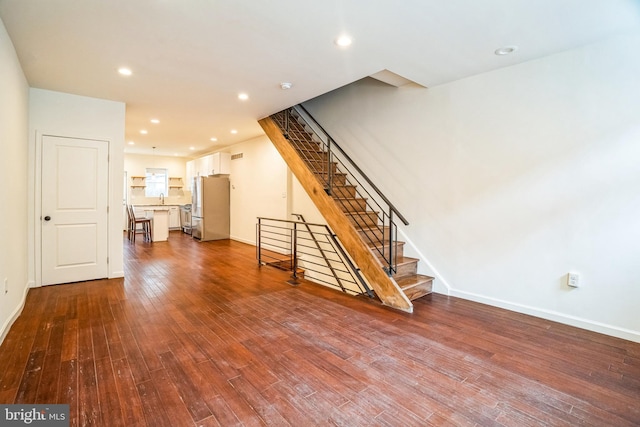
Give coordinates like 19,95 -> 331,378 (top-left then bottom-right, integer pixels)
127,205 -> 152,242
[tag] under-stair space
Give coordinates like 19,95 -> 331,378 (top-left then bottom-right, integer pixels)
259,107 -> 433,312
256,216 -> 373,297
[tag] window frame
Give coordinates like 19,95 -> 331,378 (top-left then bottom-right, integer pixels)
144,168 -> 168,197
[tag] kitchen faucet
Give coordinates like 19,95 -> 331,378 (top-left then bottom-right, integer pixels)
159,193 -> 164,205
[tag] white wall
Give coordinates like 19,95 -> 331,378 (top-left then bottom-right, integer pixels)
225,135 -> 289,244
29,89 -> 126,281
0,18 -> 30,343
303,33 -> 640,342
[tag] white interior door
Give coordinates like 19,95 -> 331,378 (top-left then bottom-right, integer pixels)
41,135 -> 109,285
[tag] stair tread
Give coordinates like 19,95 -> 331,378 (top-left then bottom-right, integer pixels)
394,255 -> 419,265
396,274 -> 434,290
348,210 -> 378,216
367,240 -> 405,248
334,197 -> 367,201
369,249 -> 417,264
397,274 -> 434,300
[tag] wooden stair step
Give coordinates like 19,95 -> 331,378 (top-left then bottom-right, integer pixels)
304,159 -> 339,174
357,225 -> 391,242
396,274 -> 434,301
347,211 -> 379,228
367,240 -> 405,258
390,256 -> 419,278
328,184 -> 357,198
334,197 -> 367,211
315,172 -> 348,185
295,148 -> 327,161
288,139 -> 320,151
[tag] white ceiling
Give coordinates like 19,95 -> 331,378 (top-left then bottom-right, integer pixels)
1,0 -> 639,157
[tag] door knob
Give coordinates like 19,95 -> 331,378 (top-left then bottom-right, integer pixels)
44,216 -> 51,221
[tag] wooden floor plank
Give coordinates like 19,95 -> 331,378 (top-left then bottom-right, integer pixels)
148,367 -> 197,427
57,359 -> 78,427
78,358 -> 101,426
111,358 -> 146,427
0,231 -> 637,426
135,380 -> 172,427
95,357 -> 125,427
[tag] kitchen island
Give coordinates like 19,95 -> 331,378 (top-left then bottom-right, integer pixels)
134,205 -> 169,241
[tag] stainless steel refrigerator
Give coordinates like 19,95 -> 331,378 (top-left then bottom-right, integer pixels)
191,176 -> 230,241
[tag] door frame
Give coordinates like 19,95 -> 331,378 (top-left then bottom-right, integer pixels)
34,131 -> 111,287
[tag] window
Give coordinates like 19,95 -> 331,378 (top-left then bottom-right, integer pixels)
145,168 -> 168,197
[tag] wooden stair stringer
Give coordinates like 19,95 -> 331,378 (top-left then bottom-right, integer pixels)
259,116 -> 413,313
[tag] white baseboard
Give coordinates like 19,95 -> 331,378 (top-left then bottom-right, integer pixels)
230,235 -> 255,246
110,270 -> 125,278
0,281 -> 31,346
448,289 -> 640,344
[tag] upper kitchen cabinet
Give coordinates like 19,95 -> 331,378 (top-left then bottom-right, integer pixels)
204,152 -> 231,176
187,153 -> 231,183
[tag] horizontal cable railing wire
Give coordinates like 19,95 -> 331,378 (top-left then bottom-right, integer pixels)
257,216 -> 373,297
271,106 -> 408,275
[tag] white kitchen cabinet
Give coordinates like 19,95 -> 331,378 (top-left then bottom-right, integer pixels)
198,153 -> 230,176
187,152 -> 231,184
186,160 -> 195,190
168,206 -> 180,229
208,152 -> 230,175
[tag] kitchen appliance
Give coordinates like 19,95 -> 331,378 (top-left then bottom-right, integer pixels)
180,204 -> 192,234
192,176 -> 230,241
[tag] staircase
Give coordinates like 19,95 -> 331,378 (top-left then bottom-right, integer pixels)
259,107 -> 433,313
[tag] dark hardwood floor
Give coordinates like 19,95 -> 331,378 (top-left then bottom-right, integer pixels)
0,231 -> 638,426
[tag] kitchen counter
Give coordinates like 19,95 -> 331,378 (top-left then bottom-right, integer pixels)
134,205 -> 170,241
134,205 -> 183,231
133,204 -> 178,209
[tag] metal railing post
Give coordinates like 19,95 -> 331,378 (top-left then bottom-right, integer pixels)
284,108 -> 290,139
287,223 -> 299,286
327,138 -> 333,195
257,218 -> 262,266
388,209 -> 395,275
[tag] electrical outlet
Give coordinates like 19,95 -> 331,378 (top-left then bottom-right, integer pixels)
4,278 -> 7,294
567,272 -> 580,288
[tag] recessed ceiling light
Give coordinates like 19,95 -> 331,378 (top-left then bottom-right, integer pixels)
238,93 -> 249,101
495,45 -> 519,55
150,118 -> 160,124
128,141 -> 135,145
280,82 -> 292,90
140,129 -> 148,135
210,137 -> 218,142
335,35 -> 352,48
230,129 -> 238,134
118,67 -> 132,76
189,146 -> 195,150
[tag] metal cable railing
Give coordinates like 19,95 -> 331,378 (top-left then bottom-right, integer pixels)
256,216 -> 373,298
271,106 -> 408,275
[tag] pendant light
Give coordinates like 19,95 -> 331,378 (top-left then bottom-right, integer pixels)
151,146 -> 156,176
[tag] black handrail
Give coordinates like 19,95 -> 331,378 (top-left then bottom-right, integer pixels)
297,104 -> 409,226
256,216 -> 373,298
